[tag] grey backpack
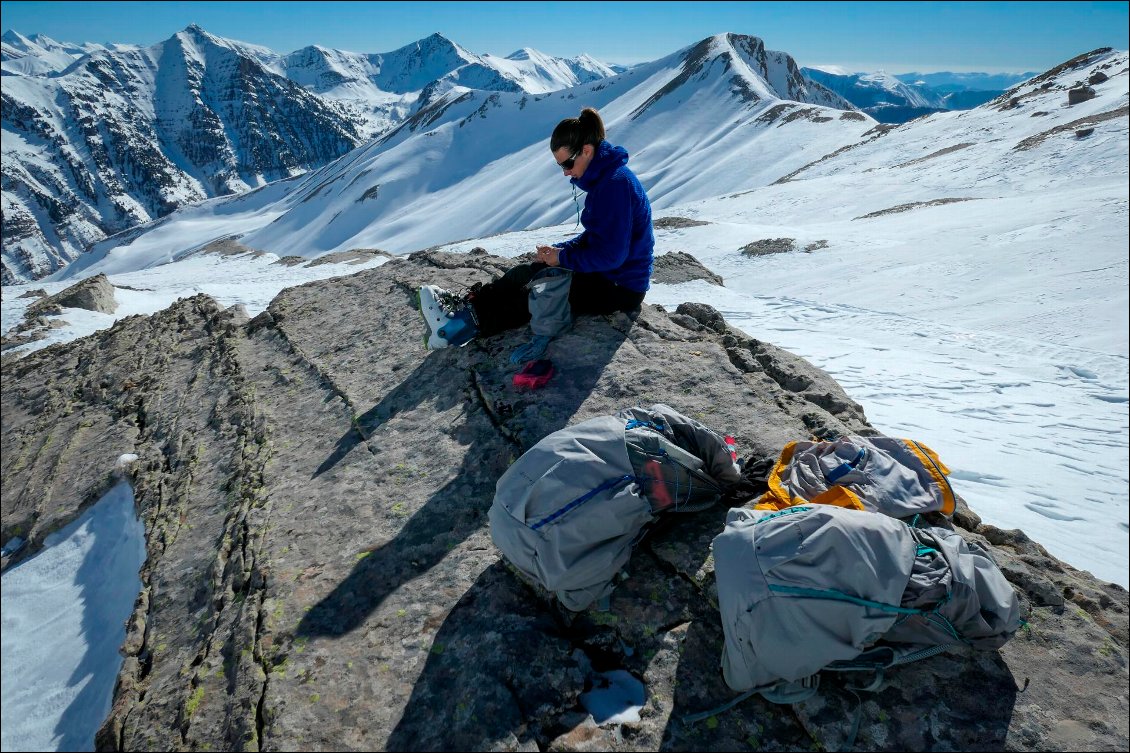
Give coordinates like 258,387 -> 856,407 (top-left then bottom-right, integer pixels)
489,404 -> 740,611
527,266 -> 573,337
711,504 -> 1022,704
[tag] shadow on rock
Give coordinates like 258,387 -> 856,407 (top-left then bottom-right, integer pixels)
659,617 -> 812,751
665,632 -> 1020,751
789,649 -> 1019,751
385,561 -> 582,751
297,316 -> 634,638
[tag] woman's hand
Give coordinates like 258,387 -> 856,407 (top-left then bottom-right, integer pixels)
536,245 -> 562,267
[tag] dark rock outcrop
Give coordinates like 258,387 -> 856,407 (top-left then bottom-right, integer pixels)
1069,85 -> 1097,104
740,237 -> 797,256
29,273 -> 118,316
651,251 -> 724,286
1,252 -> 1126,751
653,216 -> 711,230
2,274 -> 119,357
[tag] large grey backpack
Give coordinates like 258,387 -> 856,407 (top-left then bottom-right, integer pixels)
712,504 -> 1022,704
489,404 -> 740,611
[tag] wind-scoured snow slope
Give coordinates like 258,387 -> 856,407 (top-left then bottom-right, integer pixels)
433,47 -> 1130,584
1,25 -> 363,284
57,33 -> 867,279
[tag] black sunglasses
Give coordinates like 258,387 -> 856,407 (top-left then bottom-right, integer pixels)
557,150 -> 579,170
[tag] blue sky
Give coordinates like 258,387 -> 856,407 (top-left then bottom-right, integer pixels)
2,1 -> 1127,72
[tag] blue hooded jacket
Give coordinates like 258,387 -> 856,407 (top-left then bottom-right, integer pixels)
557,140 -> 654,293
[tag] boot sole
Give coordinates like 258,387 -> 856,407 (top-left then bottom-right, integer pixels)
416,287 -> 446,350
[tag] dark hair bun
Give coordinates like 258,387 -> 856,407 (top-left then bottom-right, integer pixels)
578,108 -> 606,144
550,107 -> 607,152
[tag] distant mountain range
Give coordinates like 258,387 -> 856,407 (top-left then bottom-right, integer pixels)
0,26 -> 634,283
802,66 -> 1038,122
0,23 -> 1033,284
58,32 -> 872,279
1,26 -> 858,283
262,33 -> 625,137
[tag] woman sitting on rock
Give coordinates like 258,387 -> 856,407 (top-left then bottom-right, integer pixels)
418,106 -> 655,364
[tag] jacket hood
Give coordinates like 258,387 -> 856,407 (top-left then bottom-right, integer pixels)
572,140 -> 629,192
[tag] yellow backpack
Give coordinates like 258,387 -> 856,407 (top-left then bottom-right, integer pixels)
758,435 -> 956,518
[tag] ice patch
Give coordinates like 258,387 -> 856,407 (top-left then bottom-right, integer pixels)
580,669 -> 647,725
1,480 -> 146,752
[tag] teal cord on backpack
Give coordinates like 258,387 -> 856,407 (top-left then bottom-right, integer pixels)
710,504 -> 1022,708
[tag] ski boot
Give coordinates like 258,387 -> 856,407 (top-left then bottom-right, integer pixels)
418,285 -> 478,350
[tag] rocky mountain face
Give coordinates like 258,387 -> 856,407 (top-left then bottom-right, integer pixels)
1,25 -> 364,284
2,252 -> 1125,751
274,33 -> 493,136
701,34 -> 856,111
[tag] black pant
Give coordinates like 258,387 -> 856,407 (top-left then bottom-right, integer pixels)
470,262 -> 645,338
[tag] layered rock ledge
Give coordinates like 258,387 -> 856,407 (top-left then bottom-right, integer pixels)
2,252 -> 1126,751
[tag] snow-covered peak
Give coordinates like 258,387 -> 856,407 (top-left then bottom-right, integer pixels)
273,35 -> 620,134
514,48 -> 621,87
25,32 -> 108,56
481,45 -> 600,94
171,23 -> 221,51
629,33 -> 858,113
2,29 -> 39,53
166,23 -> 281,67
1,29 -> 113,75
571,53 -> 618,77
371,32 -> 480,92
420,31 -> 469,55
